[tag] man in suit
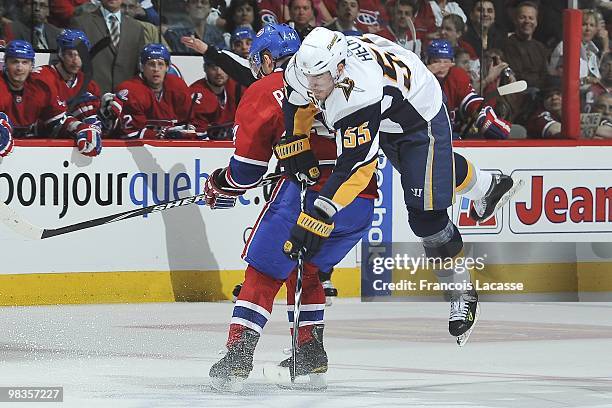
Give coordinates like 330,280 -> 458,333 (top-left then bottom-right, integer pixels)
71,0 -> 145,94
11,0 -> 62,50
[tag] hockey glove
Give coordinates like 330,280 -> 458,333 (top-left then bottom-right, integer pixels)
274,134 -> 320,186
0,112 -> 14,157
76,126 -> 102,157
476,106 -> 511,139
204,167 -> 246,209
99,92 -> 124,131
162,124 -> 197,139
69,92 -> 100,122
284,209 -> 334,260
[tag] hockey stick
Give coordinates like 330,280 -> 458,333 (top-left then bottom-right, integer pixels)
460,80 -> 527,139
67,36 -> 112,111
0,173 -> 283,240
291,180 -> 307,383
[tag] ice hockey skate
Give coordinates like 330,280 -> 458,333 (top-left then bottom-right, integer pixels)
209,328 -> 259,392
470,174 -> 524,222
263,325 -> 328,390
449,290 -> 480,346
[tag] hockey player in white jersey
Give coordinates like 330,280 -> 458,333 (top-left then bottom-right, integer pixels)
279,28 -> 508,345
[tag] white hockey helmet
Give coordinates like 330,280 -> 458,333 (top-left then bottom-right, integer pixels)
295,27 -> 347,81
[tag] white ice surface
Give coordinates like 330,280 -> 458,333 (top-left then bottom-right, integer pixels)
1,299 -> 611,408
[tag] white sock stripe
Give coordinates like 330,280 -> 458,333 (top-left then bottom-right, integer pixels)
287,320 -> 325,327
230,317 -> 263,333
286,303 -> 326,312
235,300 -> 272,320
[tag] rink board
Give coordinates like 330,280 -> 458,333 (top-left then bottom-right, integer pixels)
0,140 -> 610,305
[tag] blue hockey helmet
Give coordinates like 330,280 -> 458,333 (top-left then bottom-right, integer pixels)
427,39 -> 454,61
248,23 -> 301,78
140,43 -> 171,69
3,40 -> 35,62
57,29 -> 91,54
231,26 -> 256,44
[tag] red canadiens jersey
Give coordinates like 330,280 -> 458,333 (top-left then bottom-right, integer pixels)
440,66 -> 483,129
0,70 -> 74,138
228,70 -> 377,198
258,0 -> 283,25
38,65 -> 101,121
113,74 -> 193,139
189,78 -> 242,135
323,0 -> 389,28
527,108 -> 561,138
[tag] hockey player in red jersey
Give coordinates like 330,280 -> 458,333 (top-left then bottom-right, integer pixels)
203,23 -> 377,392
0,40 -> 101,156
189,60 -> 242,139
38,29 -> 102,128
427,39 -> 511,139
99,44 -> 196,139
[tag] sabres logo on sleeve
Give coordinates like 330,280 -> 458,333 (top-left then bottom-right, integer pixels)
335,77 -> 355,101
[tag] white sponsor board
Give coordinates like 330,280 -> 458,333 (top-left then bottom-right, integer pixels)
392,146 -> 612,241
0,143 -> 611,275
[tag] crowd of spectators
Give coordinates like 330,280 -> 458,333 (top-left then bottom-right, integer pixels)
0,0 -> 611,140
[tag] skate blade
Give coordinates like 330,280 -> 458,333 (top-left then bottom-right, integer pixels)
480,177 -> 524,223
263,364 -> 327,390
456,303 -> 480,347
210,376 -> 246,393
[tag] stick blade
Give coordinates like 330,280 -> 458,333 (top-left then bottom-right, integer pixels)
498,80 -> 527,96
0,202 -> 43,240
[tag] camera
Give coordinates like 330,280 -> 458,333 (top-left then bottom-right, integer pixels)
502,66 -> 514,78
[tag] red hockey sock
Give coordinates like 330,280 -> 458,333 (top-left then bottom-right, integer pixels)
226,265 -> 283,347
286,262 -> 326,345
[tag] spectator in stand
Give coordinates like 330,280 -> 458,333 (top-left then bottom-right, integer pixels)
164,0 -> 226,53
215,0 -> 288,27
288,0 -> 316,40
584,53 -> 612,112
463,0 -> 507,57
593,10 -> 610,57
230,26 -> 254,58
527,76 -> 563,138
0,40 -> 101,155
426,39 -> 511,139
189,59 -> 241,139
223,0 -> 262,37
440,14 -> 478,59
48,0 -> 93,28
122,0 -> 170,49
137,0 -> 160,26
384,0 -> 422,56
72,0 -> 145,94
480,48 -> 528,127
386,0 -> 437,41
503,1 -> 549,91
12,0 -> 62,50
429,0 -> 467,28
0,1 -> 14,47
258,1 -> 290,25
549,9 -> 602,87
325,0 -> 363,36
100,44 -> 195,139
454,48 -> 472,72
324,0 -> 388,34
532,0 -> 563,49
592,92 -> 612,138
